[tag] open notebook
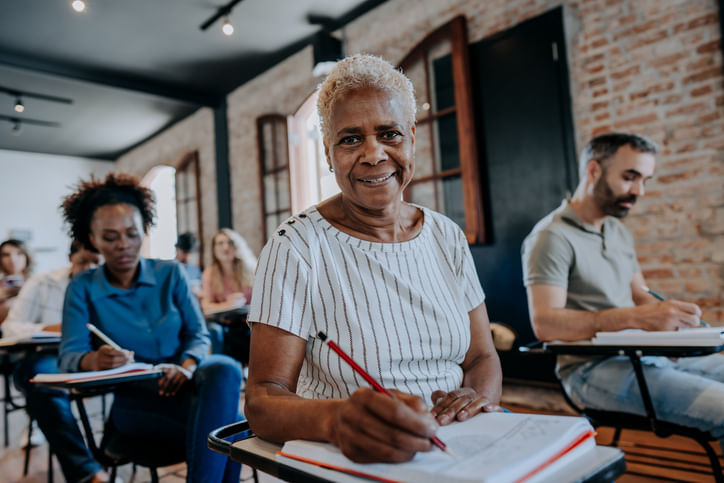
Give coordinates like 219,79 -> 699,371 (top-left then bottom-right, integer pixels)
30,362 -> 162,384
277,412 -> 596,483
592,326 -> 724,346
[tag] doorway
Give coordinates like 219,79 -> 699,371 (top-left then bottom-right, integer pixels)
469,7 -> 577,382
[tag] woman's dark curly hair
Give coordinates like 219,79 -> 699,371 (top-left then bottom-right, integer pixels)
61,173 -> 156,252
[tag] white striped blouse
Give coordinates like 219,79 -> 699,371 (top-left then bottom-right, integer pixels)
248,205 -> 485,403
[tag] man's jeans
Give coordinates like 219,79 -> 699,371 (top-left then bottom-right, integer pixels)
561,353 -> 724,451
14,352 -> 102,483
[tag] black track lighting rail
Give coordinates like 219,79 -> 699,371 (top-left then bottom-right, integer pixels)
0,85 -> 73,104
0,114 -> 60,127
199,0 -> 245,31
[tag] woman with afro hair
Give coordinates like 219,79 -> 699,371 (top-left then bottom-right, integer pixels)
58,172 -> 242,482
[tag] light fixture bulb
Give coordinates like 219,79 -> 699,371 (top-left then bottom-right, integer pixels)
71,0 -> 86,13
222,18 -> 234,36
14,98 -> 24,113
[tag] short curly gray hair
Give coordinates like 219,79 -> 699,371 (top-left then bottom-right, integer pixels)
317,54 -> 416,146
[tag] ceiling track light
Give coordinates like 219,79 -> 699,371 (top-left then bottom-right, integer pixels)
0,86 -> 73,115
71,0 -> 86,13
199,0 -> 244,32
222,18 -> 234,36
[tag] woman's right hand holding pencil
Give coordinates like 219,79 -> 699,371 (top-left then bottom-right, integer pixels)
326,387 -> 439,463
80,346 -> 134,371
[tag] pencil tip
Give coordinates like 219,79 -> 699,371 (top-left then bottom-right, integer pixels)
444,446 -> 458,459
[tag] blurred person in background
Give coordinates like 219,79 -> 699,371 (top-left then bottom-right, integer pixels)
0,239 -> 33,325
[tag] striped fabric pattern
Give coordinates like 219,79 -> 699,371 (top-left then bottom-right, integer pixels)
248,205 -> 485,402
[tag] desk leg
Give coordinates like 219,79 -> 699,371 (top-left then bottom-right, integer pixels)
628,353 -> 658,432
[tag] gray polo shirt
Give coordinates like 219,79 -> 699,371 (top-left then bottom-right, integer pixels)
521,200 -> 640,371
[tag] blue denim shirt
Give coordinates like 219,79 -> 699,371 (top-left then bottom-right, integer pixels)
59,258 -> 210,372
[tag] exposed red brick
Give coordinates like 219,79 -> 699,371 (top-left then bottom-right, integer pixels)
696,39 -> 721,54
588,77 -> 606,87
683,67 -> 721,84
592,88 -> 609,97
611,64 -> 640,80
643,268 -> 675,279
616,112 -> 658,128
665,102 -> 708,117
690,84 -> 713,97
694,296 -> 722,308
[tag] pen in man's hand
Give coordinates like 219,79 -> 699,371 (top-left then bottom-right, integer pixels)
317,331 -> 456,458
641,286 -> 709,327
86,323 -> 123,350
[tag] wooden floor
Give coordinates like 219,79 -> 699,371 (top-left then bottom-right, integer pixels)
0,381 -> 721,482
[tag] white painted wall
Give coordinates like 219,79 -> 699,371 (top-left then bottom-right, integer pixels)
0,149 -> 114,274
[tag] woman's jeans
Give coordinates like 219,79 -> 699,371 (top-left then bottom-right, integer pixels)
111,354 -> 242,483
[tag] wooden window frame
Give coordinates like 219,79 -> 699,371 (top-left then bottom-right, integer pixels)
175,150 -> 204,264
257,114 -> 292,243
399,15 -> 486,244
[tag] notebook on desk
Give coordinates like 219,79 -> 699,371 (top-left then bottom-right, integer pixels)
592,327 -> 724,346
276,412 -> 596,483
0,331 -> 61,347
30,362 -> 162,385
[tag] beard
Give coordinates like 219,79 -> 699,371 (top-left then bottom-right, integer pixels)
593,176 -> 637,218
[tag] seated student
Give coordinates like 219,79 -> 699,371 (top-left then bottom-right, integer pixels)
10,240 -> 108,483
201,229 -> 256,311
245,54 -> 503,464
521,132 -> 724,451
201,229 -> 256,355
58,173 -> 242,483
175,231 -> 202,296
0,239 -> 33,325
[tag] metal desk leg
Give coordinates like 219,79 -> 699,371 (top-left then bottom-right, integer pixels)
627,352 -> 658,432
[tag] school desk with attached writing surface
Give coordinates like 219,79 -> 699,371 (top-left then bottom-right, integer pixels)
35,370 -> 185,483
207,420 -> 626,483
521,339 -> 724,482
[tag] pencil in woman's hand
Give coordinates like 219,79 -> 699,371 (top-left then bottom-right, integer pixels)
317,331 -> 455,458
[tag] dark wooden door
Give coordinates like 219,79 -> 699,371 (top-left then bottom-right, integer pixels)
469,7 -> 577,381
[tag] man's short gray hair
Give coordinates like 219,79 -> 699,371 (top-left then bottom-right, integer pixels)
317,54 -> 416,146
579,132 -> 658,180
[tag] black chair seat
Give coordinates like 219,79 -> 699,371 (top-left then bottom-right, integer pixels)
100,419 -> 186,470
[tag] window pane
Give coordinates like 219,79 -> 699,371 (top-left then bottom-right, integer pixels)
429,40 -> 454,111
273,122 -> 289,169
407,180 -> 437,211
442,175 -> 465,230
262,122 -> 275,172
264,174 -> 278,214
277,169 -> 290,211
404,60 -> 430,119
265,215 -> 278,240
434,113 -> 460,171
185,200 -> 198,233
414,121 -> 434,178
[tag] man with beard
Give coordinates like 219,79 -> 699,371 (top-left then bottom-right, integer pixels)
521,132 -> 724,448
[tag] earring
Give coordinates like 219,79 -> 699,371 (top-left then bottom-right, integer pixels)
328,165 -> 334,173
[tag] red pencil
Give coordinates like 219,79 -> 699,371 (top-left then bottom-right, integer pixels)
318,331 -> 455,458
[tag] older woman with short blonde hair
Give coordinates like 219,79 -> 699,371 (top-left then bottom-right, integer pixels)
245,54 -> 502,464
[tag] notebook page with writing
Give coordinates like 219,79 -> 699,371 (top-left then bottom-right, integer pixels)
277,412 -> 594,483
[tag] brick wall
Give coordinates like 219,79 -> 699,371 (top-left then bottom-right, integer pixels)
120,0 -> 724,321
115,108 -> 218,267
